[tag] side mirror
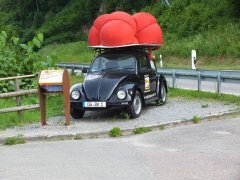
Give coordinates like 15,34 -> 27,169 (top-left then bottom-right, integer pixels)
82,67 -> 89,73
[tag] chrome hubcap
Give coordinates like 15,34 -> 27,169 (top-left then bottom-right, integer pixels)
133,94 -> 141,115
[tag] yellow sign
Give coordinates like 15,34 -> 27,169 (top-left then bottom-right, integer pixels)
144,74 -> 150,92
38,70 -> 64,85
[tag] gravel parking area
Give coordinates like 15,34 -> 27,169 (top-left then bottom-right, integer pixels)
0,97 -> 238,141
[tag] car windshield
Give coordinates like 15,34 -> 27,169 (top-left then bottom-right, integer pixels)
90,53 -> 136,73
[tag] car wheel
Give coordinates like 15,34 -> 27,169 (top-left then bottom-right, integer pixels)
159,82 -> 167,104
70,107 -> 85,119
128,91 -> 142,119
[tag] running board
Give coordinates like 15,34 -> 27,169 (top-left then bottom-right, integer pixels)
145,97 -> 159,104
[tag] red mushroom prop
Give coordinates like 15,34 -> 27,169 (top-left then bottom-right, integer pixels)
88,11 -> 163,59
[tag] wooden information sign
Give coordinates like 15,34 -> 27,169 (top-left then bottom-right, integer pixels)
38,69 -> 70,126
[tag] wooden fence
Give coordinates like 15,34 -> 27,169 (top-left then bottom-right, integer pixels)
0,74 -> 39,118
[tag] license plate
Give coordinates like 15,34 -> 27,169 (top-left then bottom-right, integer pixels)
83,102 -> 106,108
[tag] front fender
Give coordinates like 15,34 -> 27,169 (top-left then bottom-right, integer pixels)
108,83 -> 134,102
70,83 -> 86,102
70,83 -> 82,92
114,82 -> 145,105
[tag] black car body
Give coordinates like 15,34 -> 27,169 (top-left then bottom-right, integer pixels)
70,48 -> 167,119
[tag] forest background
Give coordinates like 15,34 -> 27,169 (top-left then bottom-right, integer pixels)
0,0 -> 240,71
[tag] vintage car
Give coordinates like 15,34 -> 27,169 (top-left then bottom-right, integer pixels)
70,48 -> 167,119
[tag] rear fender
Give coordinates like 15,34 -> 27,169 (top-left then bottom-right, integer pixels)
159,74 -> 168,93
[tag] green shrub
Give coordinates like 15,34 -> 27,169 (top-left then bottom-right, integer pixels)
109,127 -> 122,137
193,115 -> 201,124
120,112 -> 130,120
159,124 -> 165,130
201,104 -> 209,108
74,134 -> 82,140
4,134 -> 26,145
0,31 -> 59,93
133,127 -> 152,134
0,31 -> 45,92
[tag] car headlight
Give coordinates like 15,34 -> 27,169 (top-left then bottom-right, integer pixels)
71,90 -> 80,100
117,90 -> 126,100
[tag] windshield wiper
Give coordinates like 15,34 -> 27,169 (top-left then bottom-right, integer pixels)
122,67 -> 134,70
99,67 -> 135,72
100,67 -> 118,71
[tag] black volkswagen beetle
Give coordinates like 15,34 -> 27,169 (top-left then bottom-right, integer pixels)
70,48 -> 167,119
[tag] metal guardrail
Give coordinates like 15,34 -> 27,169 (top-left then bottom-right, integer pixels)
57,63 -> 90,75
157,68 -> 240,94
57,63 -> 240,94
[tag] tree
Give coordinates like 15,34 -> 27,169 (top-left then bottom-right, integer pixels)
230,0 -> 240,17
86,0 -> 102,22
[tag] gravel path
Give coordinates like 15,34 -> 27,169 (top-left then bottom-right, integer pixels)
0,97 -> 238,139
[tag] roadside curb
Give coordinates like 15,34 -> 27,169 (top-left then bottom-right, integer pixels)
0,110 -> 239,145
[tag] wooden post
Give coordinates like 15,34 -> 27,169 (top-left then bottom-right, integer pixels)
63,70 -> 70,126
38,85 -> 47,126
15,78 -> 22,118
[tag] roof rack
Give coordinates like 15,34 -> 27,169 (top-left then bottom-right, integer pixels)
88,44 -> 161,50
89,44 -> 162,57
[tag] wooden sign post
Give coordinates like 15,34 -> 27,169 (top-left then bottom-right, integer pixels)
38,69 -> 70,126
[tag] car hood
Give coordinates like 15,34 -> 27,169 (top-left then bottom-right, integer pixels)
83,71 -> 134,101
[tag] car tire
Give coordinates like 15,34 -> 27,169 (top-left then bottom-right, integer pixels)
128,91 -> 142,119
159,82 -> 167,104
70,108 -> 85,119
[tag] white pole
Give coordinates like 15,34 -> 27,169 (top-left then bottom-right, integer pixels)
160,54 -> 163,68
191,50 -> 196,70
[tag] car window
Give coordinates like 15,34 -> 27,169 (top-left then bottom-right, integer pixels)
117,56 -> 136,69
90,54 -> 136,72
139,55 -> 151,71
90,56 -> 108,72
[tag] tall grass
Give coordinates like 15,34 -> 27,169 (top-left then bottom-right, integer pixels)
158,23 -> 240,58
0,95 -> 64,130
169,88 -> 240,106
39,41 -> 94,63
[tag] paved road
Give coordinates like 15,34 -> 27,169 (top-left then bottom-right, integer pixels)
1,117 -> 240,180
167,78 -> 240,95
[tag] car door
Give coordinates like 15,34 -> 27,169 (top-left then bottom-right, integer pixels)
138,54 -> 157,100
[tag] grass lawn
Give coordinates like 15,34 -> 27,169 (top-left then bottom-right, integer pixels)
39,41 -> 94,64
169,88 -> 240,106
0,95 -> 64,130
